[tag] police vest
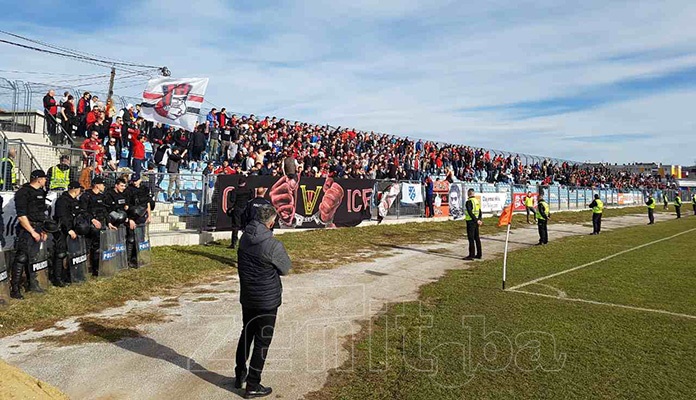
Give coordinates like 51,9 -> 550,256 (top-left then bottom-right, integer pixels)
647,198 -> 655,209
0,158 -> 16,185
593,199 -> 604,214
464,197 -> 481,221
675,197 -> 682,206
49,166 -> 70,190
536,201 -> 550,220
524,196 -> 534,207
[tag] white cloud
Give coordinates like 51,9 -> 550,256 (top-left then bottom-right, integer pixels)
2,0 -> 696,164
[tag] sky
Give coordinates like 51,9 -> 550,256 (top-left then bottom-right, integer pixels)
1,0 -> 695,165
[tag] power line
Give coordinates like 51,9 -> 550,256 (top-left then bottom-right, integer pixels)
0,31 -> 160,69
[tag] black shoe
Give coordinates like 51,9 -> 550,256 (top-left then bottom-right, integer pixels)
474,255 -> 482,259
10,288 -> 23,300
244,384 -> 272,399
51,280 -> 66,288
234,371 -> 247,389
590,233 -> 597,235
228,244 -> 236,249
463,256 -> 474,261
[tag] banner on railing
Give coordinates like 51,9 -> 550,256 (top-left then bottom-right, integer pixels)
477,193 -> 507,213
214,175 -> 375,230
141,77 -> 209,131
450,184 -> 507,216
512,193 -> 538,212
618,193 -> 638,205
400,183 -> 423,204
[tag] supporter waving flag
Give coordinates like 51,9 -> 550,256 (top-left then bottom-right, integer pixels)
140,77 -> 209,131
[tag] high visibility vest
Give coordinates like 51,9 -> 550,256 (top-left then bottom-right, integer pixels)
464,197 -> 481,221
0,158 -> 16,185
674,196 -> 682,207
536,201 -> 550,220
647,198 -> 655,209
524,196 -> 534,207
592,199 -> 604,214
49,166 -> 70,190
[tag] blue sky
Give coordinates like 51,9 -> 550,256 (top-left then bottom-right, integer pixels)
1,0 -> 695,164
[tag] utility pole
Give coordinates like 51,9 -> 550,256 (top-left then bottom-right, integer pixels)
107,66 -> 116,104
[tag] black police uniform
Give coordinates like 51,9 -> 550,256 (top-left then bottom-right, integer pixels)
227,186 -> 251,248
80,188 -> 108,276
125,182 -> 152,266
105,187 -> 134,265
11,183 -> 48,297
53,191 -> 82,284
243,197 -> 272,227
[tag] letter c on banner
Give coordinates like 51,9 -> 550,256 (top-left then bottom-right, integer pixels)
352,189 -> 363,212
221,186 -> 234,215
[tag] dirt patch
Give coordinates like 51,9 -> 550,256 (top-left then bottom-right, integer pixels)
191,297 -> 219,303
25,310 -> 171,347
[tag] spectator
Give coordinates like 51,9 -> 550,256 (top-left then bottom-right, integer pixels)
43,89 -> 58,138
59,95 -> 76,142
104,136 -> 121,171
76,92 -> 91,138
166,147 -> 187,202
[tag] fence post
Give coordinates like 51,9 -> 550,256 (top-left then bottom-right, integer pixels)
575,188 -> 579,209
557,185 -> 561,210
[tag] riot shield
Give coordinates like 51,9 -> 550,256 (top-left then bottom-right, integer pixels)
67,236 -> 89,283
28,239 -> 50,290
135,225 -> 152,267
99,226 -> 128,278
0,251 -> 9,306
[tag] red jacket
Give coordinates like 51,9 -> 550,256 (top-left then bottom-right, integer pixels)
130,129 -> 145,160
86,110 -> 99,126
214,166 -> 234,175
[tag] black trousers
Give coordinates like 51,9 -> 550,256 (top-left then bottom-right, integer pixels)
466,220 -> 482,257
11,228 -> 43,291
592,213 -> 602,233
526,206 -> 536,223
45,111 -> 57,136
235,307 -> 278,387
86,225 -> 104,276
425,196 -> 434,217
648,208 -> 655,224
675,205 -> 681,218
693,204 -> 695,215
537,219 -> 548,244
51,231 -> 68,283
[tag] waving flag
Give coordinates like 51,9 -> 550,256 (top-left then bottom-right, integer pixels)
140,77 -> 209,131
498,205 -> 513,227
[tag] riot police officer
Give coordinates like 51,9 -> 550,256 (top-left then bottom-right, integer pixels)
52,181 -> 83,286
125,174 -> 152,268
243,187 -> 271,227
80,176 -> 108,276
105,176 -> 137,266
10,170 -> 49,299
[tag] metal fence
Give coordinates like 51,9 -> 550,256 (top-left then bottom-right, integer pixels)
0,130 -> 96,190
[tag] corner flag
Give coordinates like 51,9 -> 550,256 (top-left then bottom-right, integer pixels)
498,205 -> 513,227
499,205 -> 513,290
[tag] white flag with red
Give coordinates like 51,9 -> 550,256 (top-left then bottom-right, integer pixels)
140,77 -> 209,131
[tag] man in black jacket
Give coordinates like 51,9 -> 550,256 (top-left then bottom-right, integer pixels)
227,178 -> 252,249
235,205 -> 291,398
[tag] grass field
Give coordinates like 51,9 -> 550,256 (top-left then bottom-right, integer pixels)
309,216 -> 696,400
0,206 -> 660,337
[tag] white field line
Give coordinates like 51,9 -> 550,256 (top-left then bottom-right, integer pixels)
509,289 -> 696,320
507,227 -> 696,292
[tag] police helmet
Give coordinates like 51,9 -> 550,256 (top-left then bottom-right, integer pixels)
74,213 -> 92,236
42,220 -> 60,233
128,205 -> 148,220
108,210 -> 128,226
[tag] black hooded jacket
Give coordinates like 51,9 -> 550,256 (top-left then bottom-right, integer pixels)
237,220 -> 292,310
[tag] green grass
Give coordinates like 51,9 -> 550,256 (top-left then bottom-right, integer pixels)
309,216 -> 696,400
0,206 -> 666,338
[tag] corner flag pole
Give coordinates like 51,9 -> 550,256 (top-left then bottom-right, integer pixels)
502,222 -> 511,290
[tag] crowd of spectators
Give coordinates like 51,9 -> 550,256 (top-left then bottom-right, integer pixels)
40,88 -> 670,191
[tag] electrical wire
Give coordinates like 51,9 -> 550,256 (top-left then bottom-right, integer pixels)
0,31 -> 160,69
